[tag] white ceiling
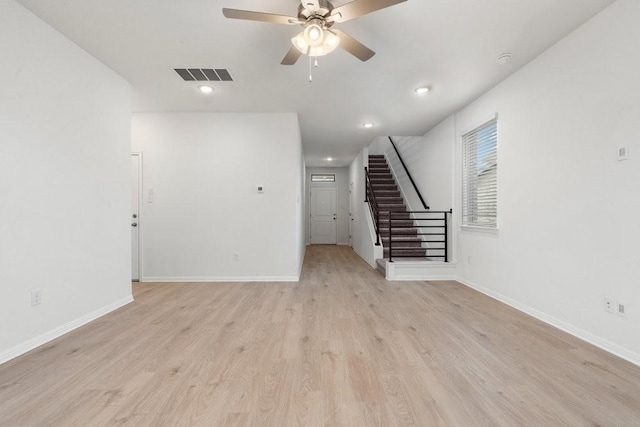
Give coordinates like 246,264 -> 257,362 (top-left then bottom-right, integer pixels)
17,0 -> 614,166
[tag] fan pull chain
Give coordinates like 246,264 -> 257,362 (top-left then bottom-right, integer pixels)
308,56 -> 320,82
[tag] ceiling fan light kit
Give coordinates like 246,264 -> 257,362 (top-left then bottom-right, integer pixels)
222,0 -> 407,67
292,28 -> 340,57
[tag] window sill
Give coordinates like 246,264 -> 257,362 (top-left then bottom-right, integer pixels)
460,225 -> 499,235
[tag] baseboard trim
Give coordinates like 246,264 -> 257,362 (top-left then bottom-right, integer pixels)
391,274 -> 458,281
386,261 -> 457,281
0,295 -> 134,366
353,246 -> 377,269
141,276 -> 300,283
456,276 -> 640,367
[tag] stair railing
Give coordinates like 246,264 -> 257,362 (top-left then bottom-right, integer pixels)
388,136 -> 429,210
388,209 -> 452,262
364,167 -> 381,246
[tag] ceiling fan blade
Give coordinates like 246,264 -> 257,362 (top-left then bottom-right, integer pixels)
332,29 -> 375,61
281,46 -> 303,65
330,0 -> 407,23
301,0 -> 320,13
222,8 -> 300,25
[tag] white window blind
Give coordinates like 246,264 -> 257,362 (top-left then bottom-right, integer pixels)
462,117 -> 497,228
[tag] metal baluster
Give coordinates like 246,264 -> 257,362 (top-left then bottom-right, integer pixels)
388,211 -> 393,262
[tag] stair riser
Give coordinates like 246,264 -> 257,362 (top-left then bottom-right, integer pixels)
378,208 -> 408,212
383,251 -> 427,258
375,199 -> 404,204
383,244 -> 424,249
378,214 -> 411,219
379,230 -> 420,236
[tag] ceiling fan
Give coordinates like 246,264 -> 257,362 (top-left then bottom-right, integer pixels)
222,0 -> 407,65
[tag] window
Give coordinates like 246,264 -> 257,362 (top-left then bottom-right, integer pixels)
462,117 -> 497,228
311,174 -> 335,183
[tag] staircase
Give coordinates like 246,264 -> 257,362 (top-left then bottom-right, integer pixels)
368,155 -> 426,263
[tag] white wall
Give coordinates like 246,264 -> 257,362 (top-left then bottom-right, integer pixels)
306,167 -> 350,245
387,118 -> 455,212
131,112 -> 304,281
453,0 -> 640,364
348,147 -> 383,267
297,149 -> 307,276
0,0 -> 132,363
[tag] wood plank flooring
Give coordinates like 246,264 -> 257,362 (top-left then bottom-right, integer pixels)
1,245 -> 640,425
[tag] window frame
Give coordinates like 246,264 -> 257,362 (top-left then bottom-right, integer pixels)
310,174 -> 336,183
461,114 -> 498,229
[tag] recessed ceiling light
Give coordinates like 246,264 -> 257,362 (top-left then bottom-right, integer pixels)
497,53 -> 513,65
327,157 -> 333,161
199,85 -> 213,94
415,86 -> 430,95
363,123 -> 374,128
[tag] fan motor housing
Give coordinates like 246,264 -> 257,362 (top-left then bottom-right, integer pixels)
298,0 -> 335,24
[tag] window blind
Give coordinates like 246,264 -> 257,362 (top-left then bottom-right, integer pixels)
462,118 -> 497,227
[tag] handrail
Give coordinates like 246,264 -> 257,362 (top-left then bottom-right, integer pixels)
388,136 -> 429,210
388,209 -> 452,262
364,167 -> 381,246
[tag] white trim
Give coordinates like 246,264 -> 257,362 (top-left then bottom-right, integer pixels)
141,276 -> 300,283
0,295 -> 134,366
456,276 -> 640,368
297,245 -> 306,280
353,245 -> 377,269
386,261 -> 457,281
131,152 -> 143,281
459,112 -> 499,138
460,225 -> 499,234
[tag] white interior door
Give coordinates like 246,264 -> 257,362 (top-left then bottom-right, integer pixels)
310,186 -> 337,244
131,154 -> 140,281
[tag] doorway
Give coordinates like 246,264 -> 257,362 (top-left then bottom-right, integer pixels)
131,153 -> 141,281
310,186 -> 337,244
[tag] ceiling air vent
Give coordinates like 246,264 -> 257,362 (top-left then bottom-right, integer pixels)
174,68 -> 234,82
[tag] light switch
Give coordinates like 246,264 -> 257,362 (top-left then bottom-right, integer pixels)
617,145 -> 628,161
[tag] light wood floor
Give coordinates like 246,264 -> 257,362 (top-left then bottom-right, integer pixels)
1,246 -> 640,426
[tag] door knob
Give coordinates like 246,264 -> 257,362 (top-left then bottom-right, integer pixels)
131,222 -> 138,227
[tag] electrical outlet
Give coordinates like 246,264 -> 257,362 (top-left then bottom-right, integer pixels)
233,253 -> 239,262
31,289 -> 42,306
604,297 -> 615,313
467,256 -> 471,265
617,302 -> 627,318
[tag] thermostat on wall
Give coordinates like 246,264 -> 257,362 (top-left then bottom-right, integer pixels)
257,186 -> 264,193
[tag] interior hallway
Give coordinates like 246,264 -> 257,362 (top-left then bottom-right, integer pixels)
1,245 -> 639,425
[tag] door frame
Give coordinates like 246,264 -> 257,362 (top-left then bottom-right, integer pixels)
131,152 -> 143,281
349,181 -> 354,247
309,184 -> 338,244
